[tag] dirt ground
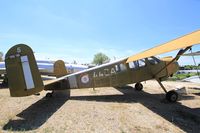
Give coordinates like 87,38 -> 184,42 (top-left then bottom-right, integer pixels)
0,80 -> 200,133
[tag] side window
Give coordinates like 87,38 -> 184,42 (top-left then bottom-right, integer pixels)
120,63 -> 127,71
134,61 -> 139,68
128,62 -> 135,69
148,57 -> 160,65
129,61 -> 139,69
115,65 -> 120,72
138,59 -> 145,67
129,60 -> 143,69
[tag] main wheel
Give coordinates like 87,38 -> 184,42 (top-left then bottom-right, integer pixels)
46,92 -> 53,98
166,90 -> 178,102
135,83 -> 143,91
2,75 -> 8,87
46,90 -> 71,99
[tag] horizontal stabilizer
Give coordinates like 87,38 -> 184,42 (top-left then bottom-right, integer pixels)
126,30 -> 200,63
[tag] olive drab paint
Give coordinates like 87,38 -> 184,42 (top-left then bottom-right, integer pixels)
54,60 -> 68,78
5,44 -> 44,97
4,30 -> 200,103
5,44 -> 179,97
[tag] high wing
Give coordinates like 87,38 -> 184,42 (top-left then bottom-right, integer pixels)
45,30 -> 200,89
126,30 -> 200,63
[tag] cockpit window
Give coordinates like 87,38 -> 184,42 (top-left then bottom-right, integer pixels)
148,57 -> 160,65
120,63 -> 127,71
129,59 -> 146,69
115,65 -> 120,72
138,59 -> 145,67
129,61 -> 139,69
128,62 -> 134,68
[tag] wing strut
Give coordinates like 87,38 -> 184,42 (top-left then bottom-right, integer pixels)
154,46 -> 192,78
156,78 -> 167,93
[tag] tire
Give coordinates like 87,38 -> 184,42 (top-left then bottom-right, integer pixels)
166,90 -> 178,102
2,75 -> 8,87
135,83 -> 143,91
46,92 -> 53,98
46,90 -> 71,98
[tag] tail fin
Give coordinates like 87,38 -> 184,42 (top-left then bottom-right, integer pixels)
5,44 -> 44,97
54,60 -> 68,78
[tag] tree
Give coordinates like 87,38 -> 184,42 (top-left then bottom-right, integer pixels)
92,52 -> 110,65
0,52 -> 3,61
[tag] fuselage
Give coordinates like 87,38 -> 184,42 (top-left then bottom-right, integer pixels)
50,56 -> 179,90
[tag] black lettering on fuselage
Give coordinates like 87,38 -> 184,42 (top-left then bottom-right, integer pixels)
93,67 -> 117,78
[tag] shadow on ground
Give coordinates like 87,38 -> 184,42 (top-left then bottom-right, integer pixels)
3,92 -> 69,131
194,92 -> 200,96
3,86 -> 200,132
70,86 -> 200,133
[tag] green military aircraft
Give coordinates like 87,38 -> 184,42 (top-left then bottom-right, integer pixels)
4,30 -> 200,102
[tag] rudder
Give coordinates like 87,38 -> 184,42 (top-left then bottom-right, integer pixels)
54,60 -> 68,78
5,44 -> 44,97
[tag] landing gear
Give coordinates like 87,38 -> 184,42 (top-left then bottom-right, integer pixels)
135,82 -> 143,91
45,89 -> 71,98
166,90 -> 178,103
1,75 -> 8,87
156,78 -> 178,103
34,93 -> 40,96
46,91 -> 54,98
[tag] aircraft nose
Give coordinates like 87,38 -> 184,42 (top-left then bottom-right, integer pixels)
167,61 -> 179,76
173,61 -> 179,73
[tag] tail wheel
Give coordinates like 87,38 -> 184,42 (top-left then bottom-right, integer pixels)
135,83 -> 143,91
46,92 -> 53,98
2,75 -> 8,87
166,90 -> 178,102
45,90 -> 70,98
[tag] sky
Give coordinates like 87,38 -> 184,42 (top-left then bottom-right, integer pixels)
0,0 -> 200,65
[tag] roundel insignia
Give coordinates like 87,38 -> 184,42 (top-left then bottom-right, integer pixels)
81,74 -> 89,84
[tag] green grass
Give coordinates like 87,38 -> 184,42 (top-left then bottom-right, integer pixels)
168,73 -> 198,81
